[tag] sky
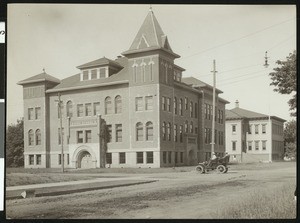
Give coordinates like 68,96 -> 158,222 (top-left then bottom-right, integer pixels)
7,4 -> 296,125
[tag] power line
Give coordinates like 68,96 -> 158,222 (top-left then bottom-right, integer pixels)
219,72 -> 267,86
218,69 -> 267,83
179,17 -> 295,60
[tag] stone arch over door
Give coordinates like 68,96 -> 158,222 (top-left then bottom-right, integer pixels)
72,145 -> 97,169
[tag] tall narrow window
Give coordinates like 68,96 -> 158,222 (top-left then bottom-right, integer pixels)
162,122 -> 166,140
185,97 -> 188,110
116,124 -> 122,142
77,131 -> 83,144
185,121 -> 188,133
232,125 -> 237,134
85,130 -> 92,143
133,64 -> 138,83
255,125 -> 259,134
141,64 -> 146,82
195,103 -> 198,118
28,129 -> 34,146
91,69 -> 97,79
115,95 -> 122,114
232,141 -> 236,151
168,151 -> 172,163
119,152 -> 126,164
29,155 -> 34,165
135,97 -> 143,111
105,97 -> 112,114
66,101 -> 73,118
28,108 -> 34,120
136,122 -> 143,141
174,124 -> 177,142
58,102 -> 64,118
180,152 -> 183,163
255,141 -> 259,150
179,125 -> 183,143
35,107 -> 41,120
205,128 -> 208,144
190,102 -> 193,117
248,124 -> 252,134
210,105 -> 213,120
205,104 -> 208,119
149,62 -> 154,81
262,141 -> 267,150
100,68 -> 106,78
36,155 -> 41,165
167,98 -> 171,112
179,99 -> 183,115
167,122 -> 171,141
174,97 -> 177,114
146,122 -> 153,141
163,151 -> 167,164
248,141 -> 252,151
107,125 -> 112,142
58,128 -> 64,145
77,104 -> 83,117
106,153 -> 112,164
165,64 -> 168,84
146,152 -> 153,164
262,124 -> 266,134
137,152 -> 144,164
162,96 -> 166,111
85,103 -> 92,116
93,102 -> 100,116
190,121 -> 193,133
35,129 -> 41,145
145,96 -> 153,111
220,110 -> 224,124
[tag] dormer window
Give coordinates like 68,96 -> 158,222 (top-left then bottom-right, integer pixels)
82,70 -> 89,80
91,69 -> 97,79
100,67 -> 106,78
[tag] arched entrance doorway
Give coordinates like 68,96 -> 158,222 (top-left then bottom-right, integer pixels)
188,149 -> 195,166
78,151 -> 94,169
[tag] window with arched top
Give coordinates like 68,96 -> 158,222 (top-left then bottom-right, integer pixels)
162,122 -> 166,140
28,129 -> 34,146
66,101 -> 73,118
179,98 -> 183,116
136,122 -> 143,141
35,129 -> 41,145
115,95 -> 122,114
190,101 -> 193,118
105,96 -> 112,114
146,122 -> 153,141
174,97 -> 177,115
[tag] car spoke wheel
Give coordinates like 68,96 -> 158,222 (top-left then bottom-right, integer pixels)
195,165 -> 205,174
217,165 -> 226,174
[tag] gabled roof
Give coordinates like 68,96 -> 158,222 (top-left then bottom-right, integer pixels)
46,57 -> 129,93
226,107 -> 286,122
18,72 -> 60,85
122,10 -> 179,58
182,77 -> 223,94
77,57 -> 123,70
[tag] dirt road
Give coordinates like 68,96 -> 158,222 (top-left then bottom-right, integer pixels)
6,162 -> 296,219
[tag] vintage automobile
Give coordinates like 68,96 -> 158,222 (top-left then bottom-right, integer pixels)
195,155 -> 230,174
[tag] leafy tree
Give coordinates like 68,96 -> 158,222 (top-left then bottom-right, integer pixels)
269,51 -> 296,116
283,120 -> 296,158
6,119 -> 24,167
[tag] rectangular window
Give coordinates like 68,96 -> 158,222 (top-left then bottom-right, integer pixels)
179,99 -> 183,116
135,97 -> 143,111
100,68 -> 106,78
210,105 -> 213,120
85,130 -> 92,143
179,125 -> 183,143
106,153 -> 112,164
36,155 -> 41,165
163,151 -> 167,164
232,125 -> 237,134
180,152 -> 183,163
119,152 -> 126,164
67,154 -> 69,165
145,96 -> 153,110
168,151 -> 172,163
116,124 -> 122,142
29,155 -> 34,165
167,97 -> 171,112
190,102 -> 193,117
35,107 -> 41,120
93,102 -> 100,116
248,141 -> 252,151
137,152 -> 143,164
195,103 -> 198,118
82,70 -> 89,80
255,125 -> 259,134
262,141 -> 267,150
205,104 -> 208,119
205,128 -> 208,144
175,152 -> 178,164
91,69 -> 97,79
185,97 -> 188,110
85,103 -> 92,116
146,152 -> 154,164
58,128 -> 64,145
248,125 -> 252,134
218,110 -> 220,123
28,108 -> 34,120
58,154 -> 62,165
262,124 -> 266,134
107,125 -> 112,142
255,141 -> 259,150
220,110 -> 224,124
77,131 -> 83,143
174,124 -> 177,142
162,96 -> 166,111
232,141 -> 236,151
77,104 -> 83,117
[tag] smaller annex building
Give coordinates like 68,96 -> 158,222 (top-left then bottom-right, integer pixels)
225,100 -> 286,163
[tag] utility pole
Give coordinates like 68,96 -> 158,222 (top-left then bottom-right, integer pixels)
56,93 -> 64,173
211,60 -> 217,154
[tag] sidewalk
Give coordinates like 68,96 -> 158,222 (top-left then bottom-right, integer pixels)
6,176 -> 157,199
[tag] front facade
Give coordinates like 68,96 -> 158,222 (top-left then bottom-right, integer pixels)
19,10 -> 228,169
225,101 -> 285,163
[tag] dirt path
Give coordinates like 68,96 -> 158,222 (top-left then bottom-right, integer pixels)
6,163 -> 296,219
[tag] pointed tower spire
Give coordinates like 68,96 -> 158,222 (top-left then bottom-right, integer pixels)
122,10 -> 180,58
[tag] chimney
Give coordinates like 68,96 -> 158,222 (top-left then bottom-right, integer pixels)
235,100 -> 239,108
